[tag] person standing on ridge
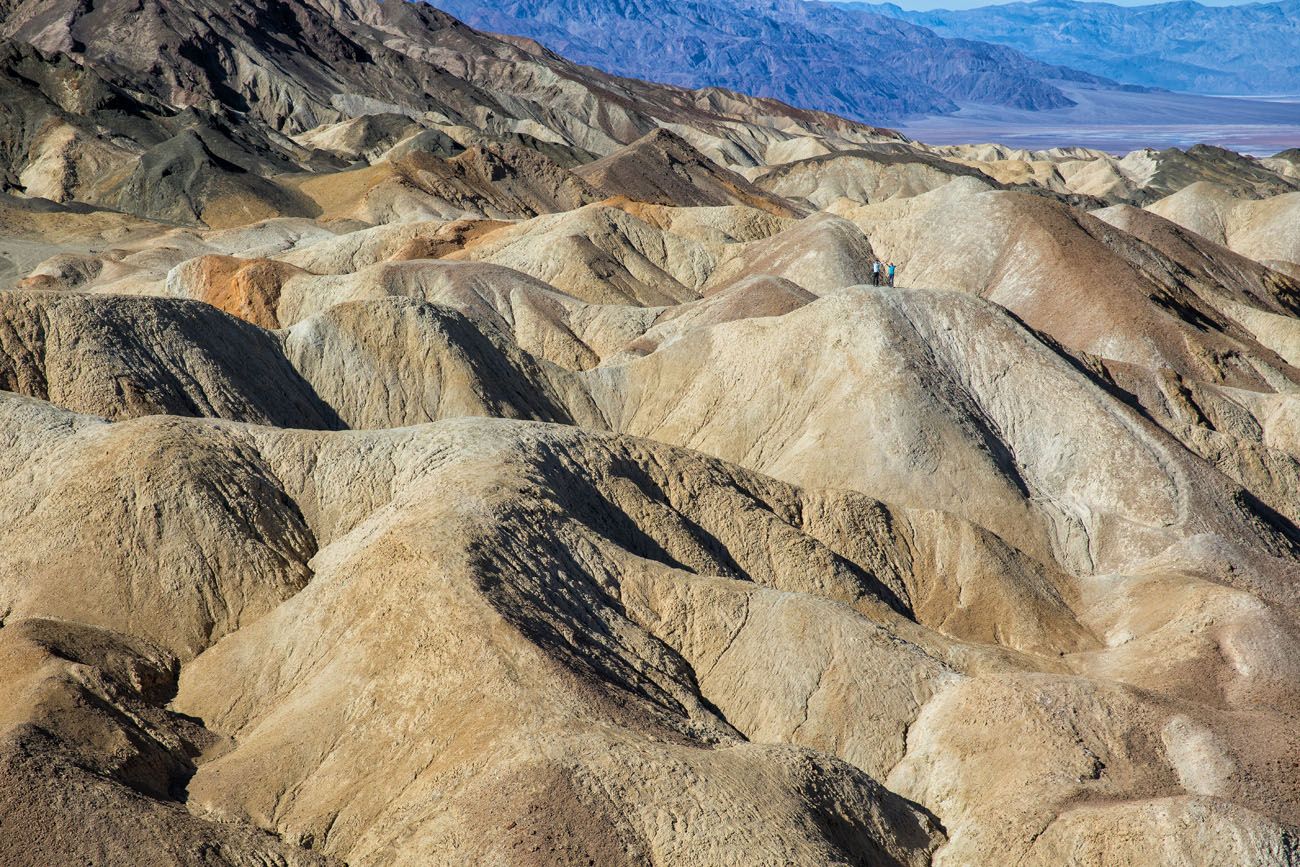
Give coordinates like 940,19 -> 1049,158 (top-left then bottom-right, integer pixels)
887,262 -> 897,287
871,259 -> 881,286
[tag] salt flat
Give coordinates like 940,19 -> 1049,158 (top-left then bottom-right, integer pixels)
901,85 -> 1300,154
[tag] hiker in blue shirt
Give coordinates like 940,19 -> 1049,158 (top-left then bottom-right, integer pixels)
887,262 -> 897,287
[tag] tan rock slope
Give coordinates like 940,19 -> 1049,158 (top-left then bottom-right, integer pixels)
8,0 -> 1300,865
1146,181 -> 1300,276
751,147 -> 997,209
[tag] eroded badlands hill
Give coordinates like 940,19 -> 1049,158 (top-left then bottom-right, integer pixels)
5,1 -> 1300,866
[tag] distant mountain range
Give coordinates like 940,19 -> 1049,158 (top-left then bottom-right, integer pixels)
428,0 -> 1128,122
866,0 -> 1300,95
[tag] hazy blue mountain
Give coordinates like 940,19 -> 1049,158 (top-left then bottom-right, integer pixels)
428,0 -> 1124,121
866,0 -> 1300,94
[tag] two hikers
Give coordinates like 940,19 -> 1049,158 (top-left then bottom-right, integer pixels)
871,260 -> 897,287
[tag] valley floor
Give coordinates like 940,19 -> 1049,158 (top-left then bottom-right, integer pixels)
901,86 -> 1300,154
